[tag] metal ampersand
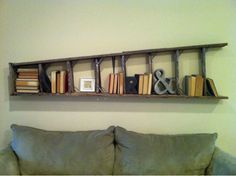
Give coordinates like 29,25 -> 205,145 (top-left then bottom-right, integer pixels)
153,69 -> 175,95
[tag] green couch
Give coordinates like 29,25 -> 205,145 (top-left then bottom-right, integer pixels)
0,124 -> 236,175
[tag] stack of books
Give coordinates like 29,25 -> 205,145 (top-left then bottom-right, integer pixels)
183,75 -> 203,96
108,72 -> 124,95
135,73 -> 152,95
183,75 -> 218,97
51,70 -> 67,94
15,68 -> 39,93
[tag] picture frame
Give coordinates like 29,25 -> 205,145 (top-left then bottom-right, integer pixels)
80,78 -> 95,92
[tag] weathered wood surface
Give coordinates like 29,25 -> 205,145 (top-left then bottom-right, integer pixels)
11,43 -> 227,66
38,64 -> 43,93
9,63 -> 17,95
94,58 -> 102,93
11,92 -> 228,99
66,61 -> 74,93
173,50 -> 180,95
200,48 -> 207,96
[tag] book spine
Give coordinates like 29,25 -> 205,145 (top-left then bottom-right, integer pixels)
119,72 -> 124,95
15,81 -> 39,87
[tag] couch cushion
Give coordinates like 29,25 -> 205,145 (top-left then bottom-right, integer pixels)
114,126 -> 217,175
11,124 -> 115,175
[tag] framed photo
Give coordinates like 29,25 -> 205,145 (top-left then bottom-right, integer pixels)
80,78 -> 95,92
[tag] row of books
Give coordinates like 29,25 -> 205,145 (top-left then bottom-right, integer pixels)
15,68 -> 39,93
108,73 -> 152,95
51,71 -> 67,94
108,72 -> 124,94
135,73 -> 152,95
183,75 -> 218,96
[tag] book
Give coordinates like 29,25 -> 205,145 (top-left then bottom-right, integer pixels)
138,74 -> 144,95
51,71 -> 57,93
195,75 -> 204,96
18,72 -> 39,76
206,78 -> 218,96
183,76 -> 190,96
142,74 -> 149,95
60,71 -> 67,94
108,73 -> 115,94
17,68 -> 38,73
56,72 -> 60,93
15,80 -> 39,87
125,76 -> 138,94
183,75 -> 196,96
16,86 -> 39,90
18,75 -> 38,79
113,73 -> 118,94
119,72 -> 124,95
147,73 -> 152,95
16,89 -> 39,93
189,76 -> 196,96
16,78 -> 38,82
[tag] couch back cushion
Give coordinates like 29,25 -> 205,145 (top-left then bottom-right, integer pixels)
114,126 -> 217,175
11,124 -> 115,175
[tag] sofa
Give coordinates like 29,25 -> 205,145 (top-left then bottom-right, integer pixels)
0,124 -> 236,175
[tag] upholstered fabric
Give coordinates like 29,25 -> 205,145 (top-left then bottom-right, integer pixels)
114,126 -> 217,175
0,146 -> 20,175
207,147 -> 236,175
11,124 -> 115,175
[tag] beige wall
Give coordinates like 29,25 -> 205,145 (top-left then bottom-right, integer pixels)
0,0 -> 236,155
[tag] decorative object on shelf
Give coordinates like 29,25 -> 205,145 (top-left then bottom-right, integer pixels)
80,78 -> 95,92
125,76 -> 138,94
153,69 -> 175,95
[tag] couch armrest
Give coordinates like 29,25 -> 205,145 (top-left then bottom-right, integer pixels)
207,147 -> 236,175
0,146 -> 20,175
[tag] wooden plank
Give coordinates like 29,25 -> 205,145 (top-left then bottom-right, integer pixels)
11,43 -> 227,66
94,58 -> 102,93
38,64 -> 43,93
200,48 -> 207,96
66,61 -> 74,93
12,52 -> 123,66
8,63 -> 17,95
147,54 -> 153,73
11,92 -> 228,99
174,50 -> 180,95
124,43 -> 227,56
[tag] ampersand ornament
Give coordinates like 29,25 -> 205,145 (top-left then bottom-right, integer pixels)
153,69 -> 176,95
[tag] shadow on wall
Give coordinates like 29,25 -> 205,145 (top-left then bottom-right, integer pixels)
9,96 -> 222,113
